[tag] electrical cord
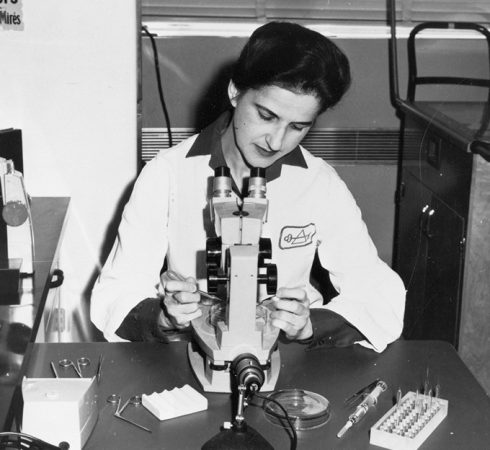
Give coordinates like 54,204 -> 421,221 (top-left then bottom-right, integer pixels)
251,391 -> 298,450
141,25 -> 173,148
0,432 -> 69,450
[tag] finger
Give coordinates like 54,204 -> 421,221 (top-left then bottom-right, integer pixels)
173,309 -> 202,328
161,271 -> 197,286
165,300 -> 200,315
274,319 -> 311,340
164,279 -> 197,295
270,317 -> 289,333
165,270 -> 186,282
172,290 -> 201,305
270,316 -> 301,338
275,287 -> 308,305
273,298 -> 307,315
271,309 -> 307,332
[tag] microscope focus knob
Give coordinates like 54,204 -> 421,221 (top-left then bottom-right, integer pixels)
258,238 -> 272,264
266,264 -> 277,295
206,237 -> 222,266
207,264 -> 220,295
258,264 -> 277,295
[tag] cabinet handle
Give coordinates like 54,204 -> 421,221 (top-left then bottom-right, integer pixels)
419,204 -> 430,231
423,208 -> 436,239
50,269 -> 64,289
419,205 -> 436,238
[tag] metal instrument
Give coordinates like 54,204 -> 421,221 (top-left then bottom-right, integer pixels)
165,269 -> 222,305
188,166 -> 279,393
58,357 -> 90,378
96,354 -> 103,383
52,355 -> 102,381
337,380 -> 388,438
107,394 -> 151,433
344,378 -> 381,406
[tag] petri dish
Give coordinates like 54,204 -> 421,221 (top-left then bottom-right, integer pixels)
263,389 -> 331,430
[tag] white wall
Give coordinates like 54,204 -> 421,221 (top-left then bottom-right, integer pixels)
1,0 -> 138,323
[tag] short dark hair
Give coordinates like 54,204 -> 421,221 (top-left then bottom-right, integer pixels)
231,21 -> 351,113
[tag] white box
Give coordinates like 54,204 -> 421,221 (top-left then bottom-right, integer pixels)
22,377 -> 98,450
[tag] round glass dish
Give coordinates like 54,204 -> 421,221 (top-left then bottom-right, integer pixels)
263,389 -> 331,430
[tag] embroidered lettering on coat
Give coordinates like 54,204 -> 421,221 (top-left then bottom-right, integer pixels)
279,224 -> 316,249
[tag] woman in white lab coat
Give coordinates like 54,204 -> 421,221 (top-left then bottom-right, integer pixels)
91,21 -> 405,352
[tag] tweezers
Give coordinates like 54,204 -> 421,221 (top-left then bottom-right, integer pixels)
166,270 -> 222,304
344,378 -> 381,406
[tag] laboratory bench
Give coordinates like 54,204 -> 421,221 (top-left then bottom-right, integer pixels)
0,197 -> 70,431
16,339 -> 490,450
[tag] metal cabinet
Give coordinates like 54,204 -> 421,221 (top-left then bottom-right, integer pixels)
396,169 -> 465,345
394,110 -> 474,348
394,104 -> 490,358
389,17 -> 490,392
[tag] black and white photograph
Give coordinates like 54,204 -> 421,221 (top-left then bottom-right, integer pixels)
1,1 -> 490,449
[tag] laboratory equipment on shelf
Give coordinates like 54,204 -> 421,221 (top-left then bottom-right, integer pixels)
0,158 -> 33,275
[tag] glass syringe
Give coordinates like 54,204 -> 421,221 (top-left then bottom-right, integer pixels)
337,380 -> 388,438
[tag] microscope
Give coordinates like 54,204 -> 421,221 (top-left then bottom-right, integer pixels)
188,166 -> 280,396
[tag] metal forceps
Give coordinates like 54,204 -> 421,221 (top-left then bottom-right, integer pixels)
58,357 -> 91,378
107,394 -> 151,433
165,270 -> 222,305
344,378 -> 381,406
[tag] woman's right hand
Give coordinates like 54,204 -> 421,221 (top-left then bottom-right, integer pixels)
157,271 -> 202,330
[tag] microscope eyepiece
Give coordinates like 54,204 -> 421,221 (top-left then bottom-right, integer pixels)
250,167 -> 265,178
214,166 -> 231,178
213,166 -> 232,197
248,167 -> 267,199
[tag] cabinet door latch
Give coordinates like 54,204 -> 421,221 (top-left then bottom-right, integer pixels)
420,205 -> 436,238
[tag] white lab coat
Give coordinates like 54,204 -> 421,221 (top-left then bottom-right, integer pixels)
91,113 -> 405,351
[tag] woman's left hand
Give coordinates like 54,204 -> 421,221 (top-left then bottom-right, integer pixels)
270,287 -> 313,340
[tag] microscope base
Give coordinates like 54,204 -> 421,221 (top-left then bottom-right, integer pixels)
202,421 -> 274,450
188,343 -> 280,393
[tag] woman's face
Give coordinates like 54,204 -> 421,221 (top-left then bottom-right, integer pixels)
226,83 -> 321,169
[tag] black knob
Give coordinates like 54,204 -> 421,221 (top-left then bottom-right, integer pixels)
265,264 -> 277,295
257,263 -> 277,295
258,238 -> 272,265
207,264 -> 220,295
206,237 -> 222,266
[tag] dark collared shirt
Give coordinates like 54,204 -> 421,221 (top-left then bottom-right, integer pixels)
186,110 -> 307,192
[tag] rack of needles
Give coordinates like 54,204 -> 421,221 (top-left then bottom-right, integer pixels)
370,391 -> 448,450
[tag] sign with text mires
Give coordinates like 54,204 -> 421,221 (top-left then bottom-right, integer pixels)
0,0 -> 23,31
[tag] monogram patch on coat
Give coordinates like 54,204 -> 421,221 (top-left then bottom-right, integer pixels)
279,223 -> 316,249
